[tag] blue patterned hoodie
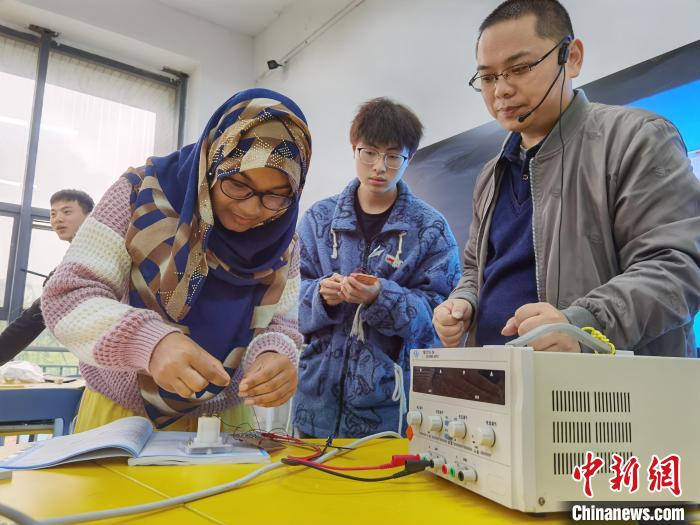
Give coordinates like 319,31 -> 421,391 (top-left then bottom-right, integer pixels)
292,179 -> 460,437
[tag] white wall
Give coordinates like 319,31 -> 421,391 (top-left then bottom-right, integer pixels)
0,0 -> 255,143
2,0 -> 698,209
254,0 -> 700,212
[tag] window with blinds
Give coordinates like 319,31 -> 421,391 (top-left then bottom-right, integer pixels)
0,27 -> 183,375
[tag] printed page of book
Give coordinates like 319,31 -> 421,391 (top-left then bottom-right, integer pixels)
128,431 -> 270,466
0,416 -> 153,469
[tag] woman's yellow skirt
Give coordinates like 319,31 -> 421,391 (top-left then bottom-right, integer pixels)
73,389 -> 255,433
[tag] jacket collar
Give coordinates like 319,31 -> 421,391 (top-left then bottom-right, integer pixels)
537,88 -> 590,159
330,178 -> 413,233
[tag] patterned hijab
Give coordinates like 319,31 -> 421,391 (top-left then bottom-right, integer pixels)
123,88 -> 310,321
121,88 -> 311,425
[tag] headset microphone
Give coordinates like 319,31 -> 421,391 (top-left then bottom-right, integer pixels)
517,66 -> 564,123
517,36 -> 572,123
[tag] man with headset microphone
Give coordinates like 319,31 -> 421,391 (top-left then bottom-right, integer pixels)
433,0 -> 700,356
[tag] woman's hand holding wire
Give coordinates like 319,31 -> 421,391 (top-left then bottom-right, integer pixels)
149,332 -> 231,398
239,351 -> 298,407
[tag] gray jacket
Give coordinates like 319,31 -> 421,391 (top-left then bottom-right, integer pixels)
451,90 -> 700,357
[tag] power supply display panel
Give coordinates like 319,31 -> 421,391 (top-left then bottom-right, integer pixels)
412,366 -> 506,405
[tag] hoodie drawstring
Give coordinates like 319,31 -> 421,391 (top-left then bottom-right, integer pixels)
330,228 -> 338,259
390,232 -> 406,268
350,304 -> 365,342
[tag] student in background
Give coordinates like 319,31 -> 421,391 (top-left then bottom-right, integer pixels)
433,0 -> 700,356
0,190 -> 94,365
294,98 -> 460,438
42,89 -> 311,432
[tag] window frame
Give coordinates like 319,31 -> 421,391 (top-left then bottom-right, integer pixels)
0,23 -> 187,326
0,207 -> 19,319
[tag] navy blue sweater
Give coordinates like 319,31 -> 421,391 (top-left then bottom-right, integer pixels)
476,134 -> 540,345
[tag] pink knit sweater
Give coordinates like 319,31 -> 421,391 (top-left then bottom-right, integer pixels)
41,177 -> 302,416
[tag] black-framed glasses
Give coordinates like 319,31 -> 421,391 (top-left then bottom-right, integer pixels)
219,177 -> 294,211
468,37 -> 568,92
356,147 -> 409,170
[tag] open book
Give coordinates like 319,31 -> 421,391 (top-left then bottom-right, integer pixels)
0,416 -> 270,469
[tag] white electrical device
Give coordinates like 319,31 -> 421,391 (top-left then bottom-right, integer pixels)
407,328 -> 700,513
185,416 -> 234,454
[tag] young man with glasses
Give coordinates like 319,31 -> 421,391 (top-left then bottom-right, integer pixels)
293,97 -> 460,437
433,0 -> 700,356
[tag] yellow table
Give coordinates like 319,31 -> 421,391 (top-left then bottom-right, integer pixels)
1,438 -> 698,524
0,462 -> 216,524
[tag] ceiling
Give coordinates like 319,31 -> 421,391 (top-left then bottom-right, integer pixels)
155,0 -> 294,37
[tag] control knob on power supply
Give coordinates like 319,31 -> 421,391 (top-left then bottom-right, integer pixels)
476,426 -> 496,447
427,415 -> 443,432
406,411 -> 422,427
447,420 -> 467,439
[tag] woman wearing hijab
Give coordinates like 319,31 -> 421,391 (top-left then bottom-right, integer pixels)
41,88 -> 311,431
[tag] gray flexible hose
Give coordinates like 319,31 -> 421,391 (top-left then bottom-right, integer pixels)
0,502 -> 39,525
506,322 -> 614,354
